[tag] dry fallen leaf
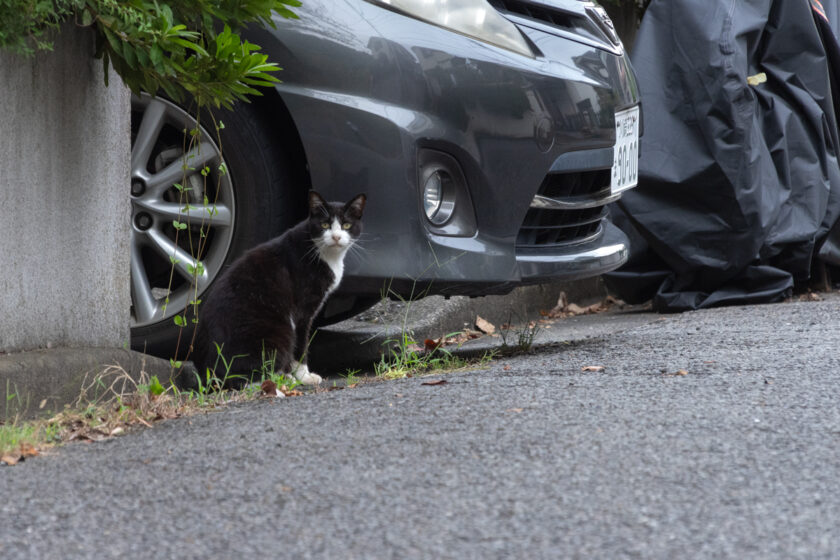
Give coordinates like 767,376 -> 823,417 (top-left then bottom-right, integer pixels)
543,293 -> 624,319
19,443 -> 39,458
421,379 -> 448,386
674,369 -> 689,376
1,454 -> 20,466
475,316 -> 496,335
424,338 -> 444,351
439,329 -> 482,346
88,429 -> 110,441
565,303 -> 587,315
261,379 -> 278,396
280,386 -> 303,397
581,365 -> 605,372
506,408 -> 524,413
503,365 -> 512,371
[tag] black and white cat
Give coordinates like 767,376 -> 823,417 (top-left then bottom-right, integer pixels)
190,191 -> 366,388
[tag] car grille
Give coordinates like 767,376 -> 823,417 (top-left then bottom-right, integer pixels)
488,0 -> 620,48
516,169 -> 614,249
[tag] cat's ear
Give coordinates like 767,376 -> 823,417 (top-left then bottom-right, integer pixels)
309,191 -> 328,217
345,194 -> 366,219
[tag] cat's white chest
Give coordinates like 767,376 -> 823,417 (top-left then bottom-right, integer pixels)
321,252 -> 344,294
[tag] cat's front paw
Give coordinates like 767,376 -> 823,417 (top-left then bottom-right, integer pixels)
298,371 -> 323,386
291,361 -> 322,385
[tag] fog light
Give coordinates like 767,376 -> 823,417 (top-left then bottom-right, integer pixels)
423,172 -> 443,219
422,169 -> 455,225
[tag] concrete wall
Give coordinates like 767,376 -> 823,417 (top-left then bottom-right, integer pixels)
0,26 -> 131,352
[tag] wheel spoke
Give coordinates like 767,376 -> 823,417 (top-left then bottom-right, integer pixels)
146,142 -> 219,197
146,227 -> 210,290
133,199 -> 233,228
131,98 -> 167,176
130,235 -> 160,324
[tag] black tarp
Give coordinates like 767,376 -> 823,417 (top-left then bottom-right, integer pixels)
605,0 -> 840,311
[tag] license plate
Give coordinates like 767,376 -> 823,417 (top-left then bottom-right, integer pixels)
611,106 -> 640,193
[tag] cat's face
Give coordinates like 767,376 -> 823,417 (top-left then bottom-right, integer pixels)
308,191 -> 366,253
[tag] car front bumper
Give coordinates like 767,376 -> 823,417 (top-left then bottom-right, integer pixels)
256,0 -> 641,297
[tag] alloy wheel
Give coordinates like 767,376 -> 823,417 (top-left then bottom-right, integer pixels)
129,94 -> 235,328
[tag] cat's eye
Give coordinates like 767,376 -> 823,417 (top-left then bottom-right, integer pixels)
342,222 -> 352,230
321,222 -> 330,229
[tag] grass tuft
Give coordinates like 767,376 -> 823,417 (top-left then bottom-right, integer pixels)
499,313 -> 541,353
0,346 -> 305,462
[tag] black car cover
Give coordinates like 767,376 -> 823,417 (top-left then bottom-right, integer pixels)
605,0 -> 840,311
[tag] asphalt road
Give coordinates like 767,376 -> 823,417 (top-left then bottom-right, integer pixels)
2,295 -> 840,559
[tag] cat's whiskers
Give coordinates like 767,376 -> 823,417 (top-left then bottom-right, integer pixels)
346,242 -> 370,261
351,232 -> 374,244
345,235 -> 374,263
302,243 -> 321,264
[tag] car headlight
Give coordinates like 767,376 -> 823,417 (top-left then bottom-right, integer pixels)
369,0 -> 534,58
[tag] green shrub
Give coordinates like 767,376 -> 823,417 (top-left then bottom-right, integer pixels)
0,0 -> 300,108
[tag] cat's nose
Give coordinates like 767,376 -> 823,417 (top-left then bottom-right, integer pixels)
332,234 -> 342,243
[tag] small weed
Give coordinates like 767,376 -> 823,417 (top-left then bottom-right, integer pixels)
261,368 -> 301,396
514,321 -> 541,351
0,409 -> 62,458
499,313 -> 541,353
370,277 -> 497,379
4,379 -> 29,423
138,375 -> 165,397
341,368 -> 362,386
375,330 -> 489,380
0,422 -> 38,455
254,346 -> 301,392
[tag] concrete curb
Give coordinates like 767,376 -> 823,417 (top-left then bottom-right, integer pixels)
309,278 -> 607,372
0,348 -> 177,420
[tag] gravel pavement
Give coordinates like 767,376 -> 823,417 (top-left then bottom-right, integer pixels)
2,294 -> 839,559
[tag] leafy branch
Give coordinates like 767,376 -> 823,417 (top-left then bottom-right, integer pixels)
0,0 -> 300,108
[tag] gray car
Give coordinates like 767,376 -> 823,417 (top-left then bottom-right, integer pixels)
129,0 -> 641,356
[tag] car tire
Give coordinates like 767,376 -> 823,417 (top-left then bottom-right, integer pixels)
129,94 -> 303,359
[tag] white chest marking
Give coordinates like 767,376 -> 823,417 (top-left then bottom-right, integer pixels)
317,217 -> 350,295
323,253 -> 344,294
